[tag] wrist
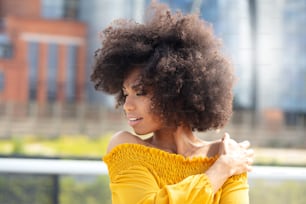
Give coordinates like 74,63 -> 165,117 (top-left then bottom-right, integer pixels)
216,155 -> 234,177
205,156 -> 232,193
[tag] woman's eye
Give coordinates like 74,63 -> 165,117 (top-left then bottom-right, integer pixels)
136,91 -> 146,96
122,91 -> 128,98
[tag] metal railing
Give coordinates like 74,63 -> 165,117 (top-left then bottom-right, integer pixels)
1,158 -> 306,204
1,157 -> 306,180
0,158 -> 108,175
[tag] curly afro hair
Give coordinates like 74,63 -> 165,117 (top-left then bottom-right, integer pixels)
91,2 -> 235,132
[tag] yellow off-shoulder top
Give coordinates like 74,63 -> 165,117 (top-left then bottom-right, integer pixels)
103,143 -> 249,204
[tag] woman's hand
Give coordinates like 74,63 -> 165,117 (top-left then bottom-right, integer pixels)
205,132 -> 254,193
218,133 -> 254,177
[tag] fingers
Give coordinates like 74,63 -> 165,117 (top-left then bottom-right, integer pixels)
246,157 -> 254,165
246,157 -> 254,172
219,132 -> 255,175
247,164 -> 253,172
246,148 -> 255,157
243,146 -> 254,172
220,132 -> 254,157
222,132 -> 230,141
244,148 -> 255,172
223,133 -> 251,150
239,140 -> 250,149
221,133 -> 244,154
221,132 -> 233,154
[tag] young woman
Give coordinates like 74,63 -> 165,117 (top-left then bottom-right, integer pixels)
91,2 -> 254,203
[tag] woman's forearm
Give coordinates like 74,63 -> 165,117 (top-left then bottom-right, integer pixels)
205,155 -> 232,194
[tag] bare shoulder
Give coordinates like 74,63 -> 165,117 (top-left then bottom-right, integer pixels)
106,131 -> 142,154
205,136 -> 243,157
206,139 -> 222,157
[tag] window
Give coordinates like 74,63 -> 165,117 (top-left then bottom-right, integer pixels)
63,0 -> 80,19
66,45 -> 77,102
41,0 -> 64,19
42,0 -> 80,20
0,71 -> 4,92
47,43 -> 58,102
27,42 -> 39,101
0,18 -> 4,31
0,34 -> 13,58
160,0 -> 193,13
0,43 -> 12,58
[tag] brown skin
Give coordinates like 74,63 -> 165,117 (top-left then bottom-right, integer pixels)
91,3 -> 235,132
94,2 -> 254,195
107,68 -> 254,194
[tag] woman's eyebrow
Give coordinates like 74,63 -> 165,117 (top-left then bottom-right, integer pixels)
121,84 -> 140,92
131,82 -> 143,90
122,83 -> 138,89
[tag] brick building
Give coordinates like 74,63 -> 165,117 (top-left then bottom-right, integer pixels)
0,0 -> 87,104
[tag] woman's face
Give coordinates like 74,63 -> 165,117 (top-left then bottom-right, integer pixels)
122,68 -> 162,135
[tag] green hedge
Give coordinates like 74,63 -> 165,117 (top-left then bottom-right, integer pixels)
60,175 -> 111,204
0,174 -> 111,204
1,173 -> 306,204
0,174 -> 55,204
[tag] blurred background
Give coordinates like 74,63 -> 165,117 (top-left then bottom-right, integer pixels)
0,0 -> 305,203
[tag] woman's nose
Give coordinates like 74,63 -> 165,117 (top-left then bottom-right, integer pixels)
123,96 -> 135,112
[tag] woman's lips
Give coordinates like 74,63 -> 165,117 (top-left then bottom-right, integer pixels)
127,117 -> 143,126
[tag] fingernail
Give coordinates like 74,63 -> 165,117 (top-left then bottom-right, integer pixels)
224,132 -> 230,139
242,140 -> 250,146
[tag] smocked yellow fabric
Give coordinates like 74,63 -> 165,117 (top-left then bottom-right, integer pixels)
103,143 -> 249,204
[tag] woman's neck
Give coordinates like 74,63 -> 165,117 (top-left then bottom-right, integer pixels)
147,125 -> 205,157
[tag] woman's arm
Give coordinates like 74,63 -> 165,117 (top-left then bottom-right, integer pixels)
106,132 -> 253,204
110,165 -> 216,204
219,173 -> 249,204
206,133 -> 254,194
106,132 -> 215,203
